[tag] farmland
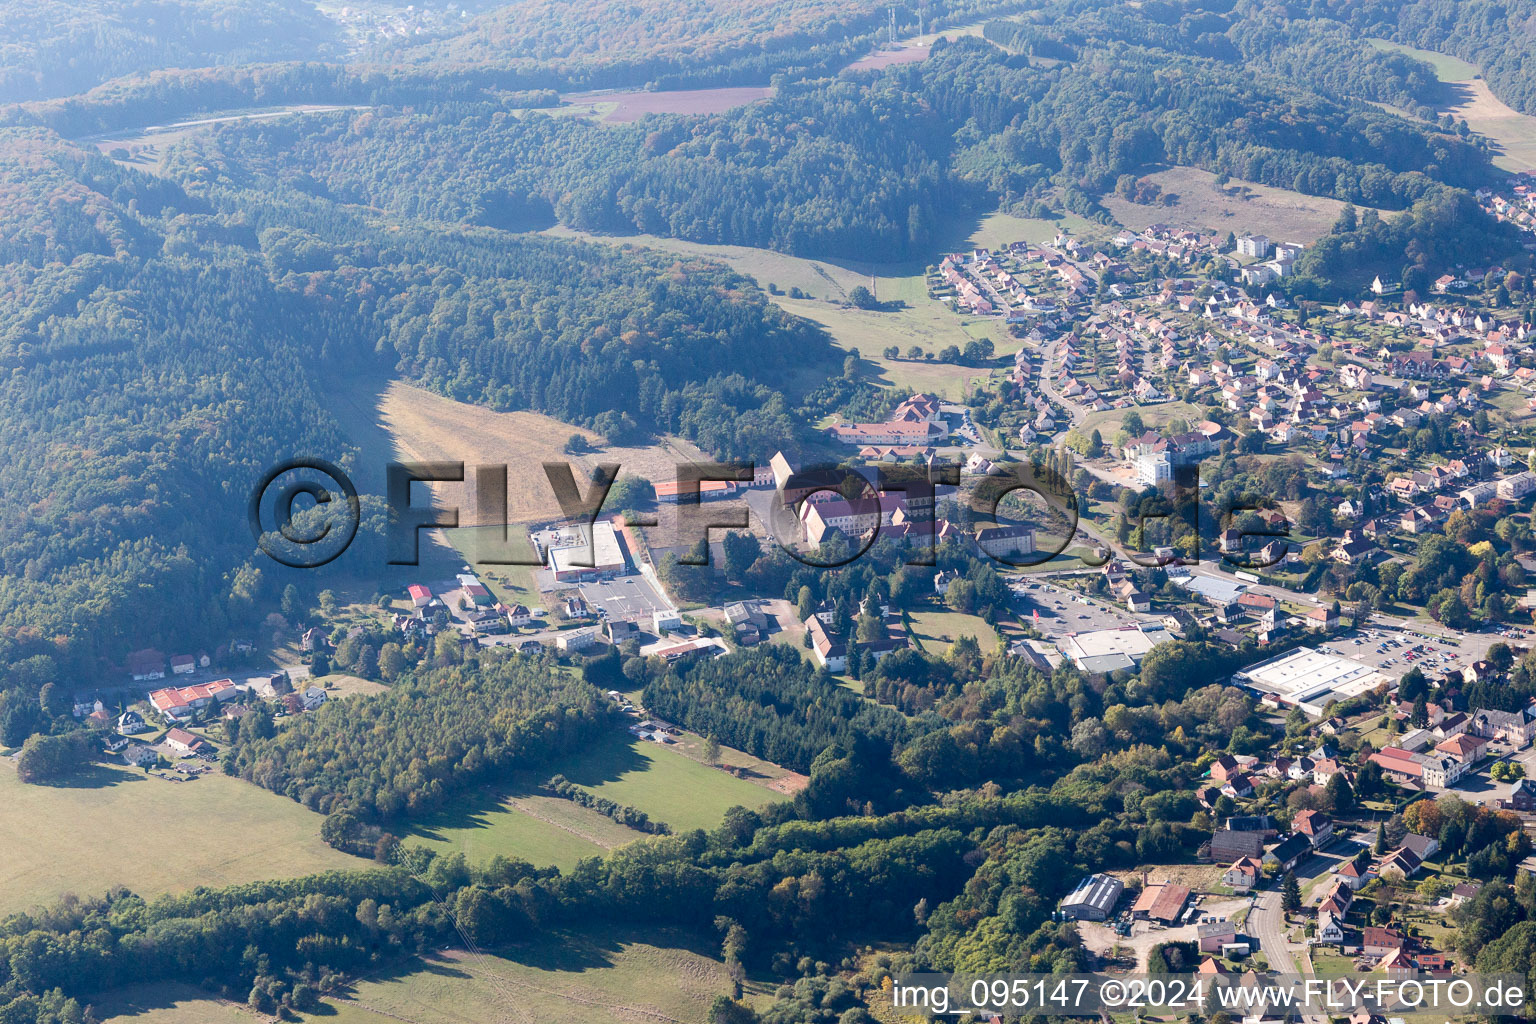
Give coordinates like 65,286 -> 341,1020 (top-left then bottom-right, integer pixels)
92,928 -> 750,1024
0,759 -> 360,918
562,85 -> 772,122
326,375 -> 709,527
95,983 -> 257,1024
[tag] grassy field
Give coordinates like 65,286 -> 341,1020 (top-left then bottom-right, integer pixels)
1100,166 -> 1362,242
1368,40 -> 1536,172
95,925 -> 758,1024
908,609 -> 1001,653
774,296 -> 1010,399
407,730 -> 783,868
1367,39 -> 1479,82
96,983 -> 258,1024
965,210 -> 1095,250
406,790 -> 626,871
543,225 -> 874,301
327,376 -> 709,527
563,85 -> 772,123
310,673 -> 390,699
303,926 -> 754,1024
0,759 -> 360,918
1081,401 -> 1207,438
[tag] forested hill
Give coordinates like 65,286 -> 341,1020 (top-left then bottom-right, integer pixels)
0,127 -> 832,732
1322,0 -> 1536,117
199,33 -> 1497,263
0,0 -> 341,104
0,130 -> 349,696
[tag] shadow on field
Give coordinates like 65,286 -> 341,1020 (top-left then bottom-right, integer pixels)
37,762 -> 142,790
402,728 -> 652,843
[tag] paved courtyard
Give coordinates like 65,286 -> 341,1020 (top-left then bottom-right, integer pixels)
578,573 -> 674,623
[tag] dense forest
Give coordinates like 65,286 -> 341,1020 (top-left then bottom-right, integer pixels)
638,645 -> 914,775
0,125 -> 835,736
0,0 -> 1023,136
222,654 -> 609,820
196,26 -> 1497,265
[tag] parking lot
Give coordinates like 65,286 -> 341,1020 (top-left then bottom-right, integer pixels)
1312,622 -> 1518,680
577,573 -> 674,622
1008,576 -> 1151,638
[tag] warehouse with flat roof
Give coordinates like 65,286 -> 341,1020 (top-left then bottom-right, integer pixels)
1233,647 -> 1388,717
547,521 -> 629,582
1056,624 -> 1170,673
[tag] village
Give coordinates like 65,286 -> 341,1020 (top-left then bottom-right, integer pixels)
45,160 -> 1536,1018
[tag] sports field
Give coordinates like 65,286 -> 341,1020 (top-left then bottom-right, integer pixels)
0,759 -> 360,918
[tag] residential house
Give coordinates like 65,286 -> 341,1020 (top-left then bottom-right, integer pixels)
1223,857 -> 1263,891
1198,920 -> 1237,953
1378,847 -> 1423,880
164,728 -> 208,756
1263,833 -> 1313,873
1362,927 -> 1406,957
1293,809 -> 1334,848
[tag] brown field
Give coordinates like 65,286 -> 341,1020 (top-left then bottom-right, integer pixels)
563,86 -> 772,123
1109,864 -> 1223,892
842,44 -> 930,73
325,376 -> 713,527
1438,78 -> 1536,173
1101,166 -> 1362,243
1366,40 -> 1536,172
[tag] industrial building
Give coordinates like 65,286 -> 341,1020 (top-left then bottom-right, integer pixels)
1056,624 -> 1170,674
546,521 -> 629,582
1232,647 -> 1389,717
1058,873 -> 1125,921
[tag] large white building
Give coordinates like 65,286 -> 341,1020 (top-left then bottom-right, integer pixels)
1056,624 -> 1170,674
1236,234 -> 1272,259
1233,648 -> 1389,717
546,521 -> 629,582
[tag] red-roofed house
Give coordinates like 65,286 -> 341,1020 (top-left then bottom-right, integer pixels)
1293,809 -> 1334,848
149,679 -> 239,720
1435,732 -> 1489,765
